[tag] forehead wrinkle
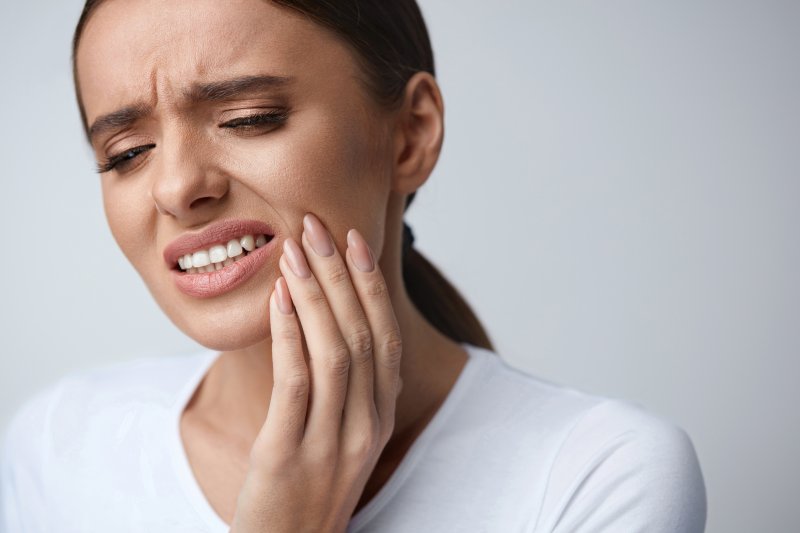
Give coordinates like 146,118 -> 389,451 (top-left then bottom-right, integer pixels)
79,0 -> 358,134
148,64 -> 160,113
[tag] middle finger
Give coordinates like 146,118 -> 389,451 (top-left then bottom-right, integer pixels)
300,213 -> 378,440
280,234 -> 350,446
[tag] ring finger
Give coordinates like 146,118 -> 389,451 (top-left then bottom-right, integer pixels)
279,234 -> 350,445
300,214 -> 377,440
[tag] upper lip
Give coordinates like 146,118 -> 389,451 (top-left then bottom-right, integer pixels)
163,218 -> 277,269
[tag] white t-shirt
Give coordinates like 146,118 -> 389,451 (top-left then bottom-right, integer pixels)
1,343 -> 707,532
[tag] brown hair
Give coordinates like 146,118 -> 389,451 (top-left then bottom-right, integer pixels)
72,0 -> 494,352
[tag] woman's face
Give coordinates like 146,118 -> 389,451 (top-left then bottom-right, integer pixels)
76,0 -> 396,350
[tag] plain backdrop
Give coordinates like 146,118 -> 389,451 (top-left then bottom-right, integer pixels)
1,1 -> 798,532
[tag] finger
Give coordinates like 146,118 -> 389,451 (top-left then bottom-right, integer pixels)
345,228 -> 403,440
258,278 -> 308,455
301,213 -> 378,449
279,237 -> 350,445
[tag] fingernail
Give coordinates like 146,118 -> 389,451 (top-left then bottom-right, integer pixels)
303,213 -> 334,257
283,238 -> 312,278
275,277 -> 294,315
347,228 -> 374,272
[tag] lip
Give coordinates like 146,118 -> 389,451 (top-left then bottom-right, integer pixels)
163,219 -> 277,268
163,218 -> 278,299
170,237 -> 278,298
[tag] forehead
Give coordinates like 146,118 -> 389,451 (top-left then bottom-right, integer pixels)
76,0 -> 359,124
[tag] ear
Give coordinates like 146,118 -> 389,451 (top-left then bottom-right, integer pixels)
391,71 -> 445,195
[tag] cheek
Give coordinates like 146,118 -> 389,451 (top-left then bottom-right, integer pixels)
101,179 -> 154,271
217,108 -> 389,231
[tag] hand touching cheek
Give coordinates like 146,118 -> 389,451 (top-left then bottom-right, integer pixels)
230,213 -> 403,533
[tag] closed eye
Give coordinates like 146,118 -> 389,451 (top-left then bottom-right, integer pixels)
96,144 -> 155,174
95,109 -> 288,174
220,109 -> 289,130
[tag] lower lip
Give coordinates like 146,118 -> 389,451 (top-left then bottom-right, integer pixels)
171,237 -> 277,298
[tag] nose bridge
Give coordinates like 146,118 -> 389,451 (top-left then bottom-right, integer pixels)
150,118 -> 229,219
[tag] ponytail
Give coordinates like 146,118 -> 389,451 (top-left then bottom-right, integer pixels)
401,218 -> 495,352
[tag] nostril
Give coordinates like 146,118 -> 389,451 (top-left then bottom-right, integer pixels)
189,196 -> 220,211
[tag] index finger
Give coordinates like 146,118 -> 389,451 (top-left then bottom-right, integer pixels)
345,228 -> 403,439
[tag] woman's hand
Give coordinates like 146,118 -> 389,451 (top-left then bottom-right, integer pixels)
229,213 -> 404,533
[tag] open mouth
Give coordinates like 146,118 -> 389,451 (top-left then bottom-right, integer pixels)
176,233 -> 274,274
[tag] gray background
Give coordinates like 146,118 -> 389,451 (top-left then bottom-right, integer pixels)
1,1 -> 798,531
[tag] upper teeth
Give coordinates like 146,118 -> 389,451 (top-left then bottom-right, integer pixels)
178,234 -> 269,270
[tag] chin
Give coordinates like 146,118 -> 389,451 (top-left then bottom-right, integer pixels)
188,321 -> 270,352
150,274 -> 274,352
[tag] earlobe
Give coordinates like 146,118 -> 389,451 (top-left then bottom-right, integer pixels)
391,71 -> 445,195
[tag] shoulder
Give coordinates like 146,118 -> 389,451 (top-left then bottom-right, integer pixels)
552,397 -> 707,494
0,350 -> 212,529
2,379 -> 63,465
534,397 -> 707,531
459,345 -> 615,434
1,378 -> 64,530
469,345 -> 704,464
462,345 -> 707,532
40,349 -> 218,420
57,349 -> 213,401
2,349 -> 214,463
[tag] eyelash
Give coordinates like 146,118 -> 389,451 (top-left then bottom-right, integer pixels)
96,109 -> 289,174
220,109 -> 289,130
96,144 -> 156,174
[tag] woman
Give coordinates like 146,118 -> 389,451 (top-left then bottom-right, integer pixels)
1,0 -> 707,531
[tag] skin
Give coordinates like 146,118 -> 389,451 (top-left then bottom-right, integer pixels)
76,0 -> 468,529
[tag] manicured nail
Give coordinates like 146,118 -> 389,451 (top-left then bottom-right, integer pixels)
275,277 -> 294,315
303,213 -> 334,257
347,228 -> 374,272
283,238 -> 312,278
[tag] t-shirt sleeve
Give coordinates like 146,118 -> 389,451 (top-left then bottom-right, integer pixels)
532,399 -> 707,533
1,383 -> 61,533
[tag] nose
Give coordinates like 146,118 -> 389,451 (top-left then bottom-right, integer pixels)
150,132 -> 229,220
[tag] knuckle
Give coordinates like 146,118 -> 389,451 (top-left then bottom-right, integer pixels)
304,288 -> 329,308
345,428 -> 379,459
325,344 -> 352,377
276,323 -> 302,344
378,333 -> 403,370
275,371 -> 310,399
364,278 -> 388,298
250,440 -> 298,473
325,263 -> 352,286
348,327 -> 373,363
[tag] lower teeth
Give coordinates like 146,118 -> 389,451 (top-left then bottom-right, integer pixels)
184,250 -> 250,274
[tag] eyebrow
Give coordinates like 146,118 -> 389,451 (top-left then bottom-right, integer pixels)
87,74 -> 294,143
88,103 -> 149,143
186,74 -> 294,101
